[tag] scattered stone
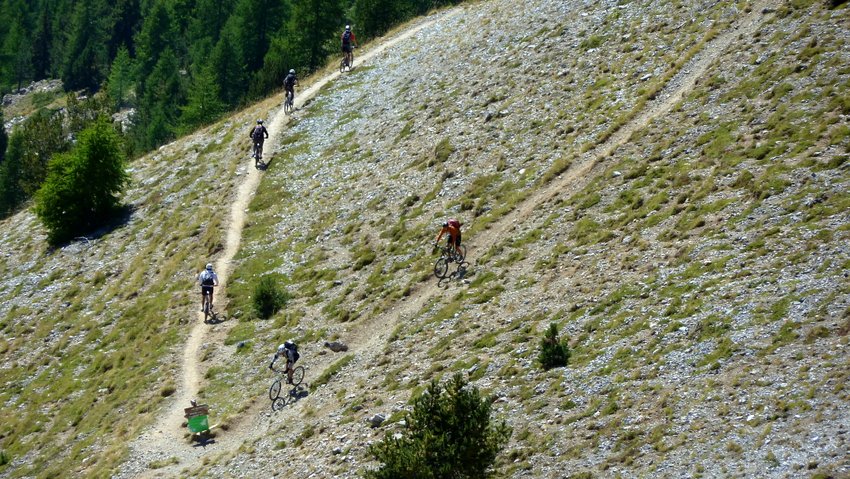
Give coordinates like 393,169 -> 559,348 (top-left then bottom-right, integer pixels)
368,414 -> 386,428
324,341 -> 349,352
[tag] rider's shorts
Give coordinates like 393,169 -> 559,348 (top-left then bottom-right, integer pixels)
447,233 -> 462,247
201,285 -> 214,295
342,44 -> 352,53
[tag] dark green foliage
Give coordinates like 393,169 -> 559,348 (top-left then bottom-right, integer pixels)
35,117 -> 129,244
0,131 -> 25,217
179,65 -> 227,133
365,373 -> 511,479
288,0 -> 343,71
134,48 -> 184,150
539,322 -> 570,370
106,46 -> 134,108
61,1 -> 110,92
0,108 -> 6,164
0,0 -> 465,155
253,275 -> 291,319
7,110 -> 68,198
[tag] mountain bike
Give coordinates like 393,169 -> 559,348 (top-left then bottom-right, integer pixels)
202,287 -> 216,322
252,141 -> 264,161
340,47 -> 356,73
284,91 -> 294,115
434,243 -> 467,279
269,365 -> 305,402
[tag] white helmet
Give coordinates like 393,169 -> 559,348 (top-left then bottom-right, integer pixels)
290,69 -> 295,74
205,263 -> 213,271
345,25 -> 351,31
278,343 -> 286,352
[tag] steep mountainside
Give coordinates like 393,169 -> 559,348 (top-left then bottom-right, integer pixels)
2,0 -> 850,478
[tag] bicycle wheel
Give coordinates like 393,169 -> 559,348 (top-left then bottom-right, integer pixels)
340,58 -> 345,73
456,245 -> 467,263
269,379 -> 282,401
291,366 -> 305,387
284,97 -> 293,114
272,396 -> 287,411
434,258 -> 449,279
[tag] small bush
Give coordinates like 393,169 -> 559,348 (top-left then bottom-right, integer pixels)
539,323 -> 570,370
364,373 -> 511,479
253,275 -> 290,319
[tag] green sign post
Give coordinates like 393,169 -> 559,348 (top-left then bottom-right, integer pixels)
184,405 -> 210,433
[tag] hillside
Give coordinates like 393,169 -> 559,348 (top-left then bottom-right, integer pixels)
2,0 -> 850,478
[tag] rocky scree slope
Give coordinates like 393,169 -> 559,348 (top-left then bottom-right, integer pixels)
1,0 -> 849,478
178,0 -> 850,478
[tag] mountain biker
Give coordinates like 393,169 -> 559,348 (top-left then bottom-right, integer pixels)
283,69 -> 297,105
269,340 -> 300,385
341,25 -> 358,67
434,218 -> 462,257
198,263 -> 219,311
250,119 -> 269,162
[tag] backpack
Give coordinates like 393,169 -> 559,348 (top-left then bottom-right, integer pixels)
252,125 -> 265,142
342,30 -> 352,45
201,271 -> 215,286
448,218 -> 461,229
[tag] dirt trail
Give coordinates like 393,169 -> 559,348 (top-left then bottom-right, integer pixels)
122,1 -> 779,475
253,0 -> 783,439
473,0 -> 779,247
120,9 -> 463,477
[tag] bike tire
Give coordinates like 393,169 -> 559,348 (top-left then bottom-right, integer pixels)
284,98 -> 292,114
456,245 -> 467,263
291,366 -> 305,387
434,258 -> 449,279
269,379 -> 282,401
272,396 -> 287,411
340,58 -> 345,73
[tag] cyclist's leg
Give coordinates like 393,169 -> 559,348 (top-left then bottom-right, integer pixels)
286,361 -> 294,384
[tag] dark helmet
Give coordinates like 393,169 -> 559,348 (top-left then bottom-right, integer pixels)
257,119 -> 264,124
442,222 -> 448,227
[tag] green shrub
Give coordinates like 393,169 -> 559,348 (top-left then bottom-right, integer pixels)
365,373 -> 511,479
539,322 -> 570,370
34,117 -> 128,245
252,275 -> 291,319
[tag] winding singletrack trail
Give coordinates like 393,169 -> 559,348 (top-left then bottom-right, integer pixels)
118,9 -> 464,477
120,1 -> 779,475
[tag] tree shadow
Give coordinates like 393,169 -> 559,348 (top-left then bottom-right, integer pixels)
50,203 -> 135,252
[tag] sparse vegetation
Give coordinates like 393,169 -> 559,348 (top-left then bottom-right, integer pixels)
538,322 -> 570,370
253,275 -> 291,319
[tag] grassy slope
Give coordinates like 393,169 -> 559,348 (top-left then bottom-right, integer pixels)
184,0 -> 850,477
1,0 -> 849,477
0,104 -> 265,477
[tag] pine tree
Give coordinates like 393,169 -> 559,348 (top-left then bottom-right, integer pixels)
62,0 -> 110,92
106,46 -> 134,108
134,48 -> 183,150
538,322 -> 570,370
209,26 -> 246,107
2,16 -> 34,90
366,374 -> 511,479
179,64 -> 226,133
135,0 -> 177,92
35,117 -> 129,245
0,133 -> 25,217
289,0 -> 343,71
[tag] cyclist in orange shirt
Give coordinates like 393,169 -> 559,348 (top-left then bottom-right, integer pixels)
434,218 -> 462,256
